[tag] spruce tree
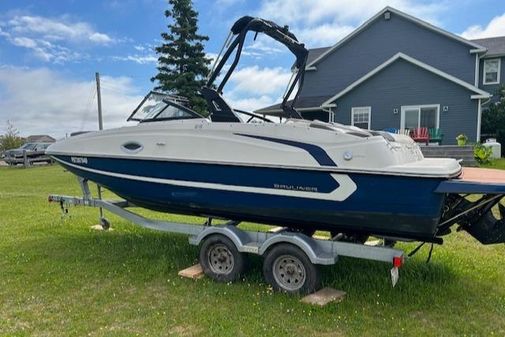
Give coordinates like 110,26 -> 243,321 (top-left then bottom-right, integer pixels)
151,0 -> 211,114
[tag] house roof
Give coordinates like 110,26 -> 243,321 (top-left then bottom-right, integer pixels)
307,6 -> 486,69
306,47 -> 330,65
25,135 -> 55,143
254,95 -> 332,115
322,52 -> 491,106
471,36 -> 505,57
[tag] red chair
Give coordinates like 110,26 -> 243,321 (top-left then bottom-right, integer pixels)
411,127 -> 429,145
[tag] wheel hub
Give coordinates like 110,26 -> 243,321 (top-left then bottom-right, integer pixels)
207,244 -> 234,275
272,255 -> 306,291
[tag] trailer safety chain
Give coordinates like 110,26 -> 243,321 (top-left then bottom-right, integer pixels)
407,242 -> 435,263
59,199 -> 69,218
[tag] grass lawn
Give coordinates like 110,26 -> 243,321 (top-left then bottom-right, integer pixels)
1,163 -> 505,337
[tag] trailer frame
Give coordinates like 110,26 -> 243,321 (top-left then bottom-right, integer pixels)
49,178 -> 406,292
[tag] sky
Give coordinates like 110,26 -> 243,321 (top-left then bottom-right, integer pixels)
1,0 -> 505,138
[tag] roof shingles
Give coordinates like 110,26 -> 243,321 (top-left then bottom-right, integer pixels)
471,36 -> 505,57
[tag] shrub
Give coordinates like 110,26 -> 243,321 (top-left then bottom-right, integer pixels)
474,143 -> 493,165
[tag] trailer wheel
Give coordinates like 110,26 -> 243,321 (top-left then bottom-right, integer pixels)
263,244 -> 320,295
199,235 -> 245,283
100,217 -> 110,230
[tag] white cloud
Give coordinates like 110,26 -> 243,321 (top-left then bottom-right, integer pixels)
0,67 -> 143,138
219,65 -> 293,113
112,55 -> 158,64
297,24 -> 355,47
461,12 -> 505,39
227,65 -> 292,95
0,14 -> 115,63
11,37 -> 37,48
257,0 -> 447,47
89,32 -> 113,44
7,15 -> 114,44
224,94 -> 277,112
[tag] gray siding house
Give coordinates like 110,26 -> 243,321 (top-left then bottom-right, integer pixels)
257,7 -> 505,145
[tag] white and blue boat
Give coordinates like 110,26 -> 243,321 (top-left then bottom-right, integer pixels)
47,16 -> 505,245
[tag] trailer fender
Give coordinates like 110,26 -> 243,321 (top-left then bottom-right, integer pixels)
188,225 -> 250,252
258,234 -> 336,265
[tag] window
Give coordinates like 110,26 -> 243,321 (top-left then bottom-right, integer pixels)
351,107 -> 371,129
401,105 -> 439,129
483,59 -> 501,85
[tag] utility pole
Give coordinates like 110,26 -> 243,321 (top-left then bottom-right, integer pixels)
96,72 -> 104,131
95,72 -> 108,229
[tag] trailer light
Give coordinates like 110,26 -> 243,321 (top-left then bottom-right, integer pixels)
393,256 -> 403,268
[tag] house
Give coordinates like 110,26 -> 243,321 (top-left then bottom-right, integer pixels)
256,7 -> 505,145
25,135 -> 56,143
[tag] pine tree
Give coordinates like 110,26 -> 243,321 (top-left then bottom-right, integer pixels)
151,0 -> 211,114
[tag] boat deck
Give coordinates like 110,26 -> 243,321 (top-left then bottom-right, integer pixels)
436,167 -> 505,194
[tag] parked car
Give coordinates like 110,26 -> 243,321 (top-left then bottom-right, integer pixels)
2,143 -> 52,166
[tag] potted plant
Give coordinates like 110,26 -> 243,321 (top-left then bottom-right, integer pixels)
456,134 -> 468,146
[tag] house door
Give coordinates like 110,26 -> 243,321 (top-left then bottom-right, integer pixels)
401,105 -> 439,129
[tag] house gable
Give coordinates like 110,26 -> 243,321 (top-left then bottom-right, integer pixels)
323,53 -> 490,106
299,8 -> 482,99
308,7 -> 485,68
332,58 -> 484,144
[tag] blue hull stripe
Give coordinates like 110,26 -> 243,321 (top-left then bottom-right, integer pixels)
235,133 -> 338,167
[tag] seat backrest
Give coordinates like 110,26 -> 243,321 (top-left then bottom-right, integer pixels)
400,129 -> 410,136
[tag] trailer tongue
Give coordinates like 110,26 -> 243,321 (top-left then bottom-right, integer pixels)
436,167 -> 505,245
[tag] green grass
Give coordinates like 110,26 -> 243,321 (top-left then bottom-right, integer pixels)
483,158 -> 505,170
1,164 -> 505,337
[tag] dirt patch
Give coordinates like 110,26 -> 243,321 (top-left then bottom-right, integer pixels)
168,324 -> 203,336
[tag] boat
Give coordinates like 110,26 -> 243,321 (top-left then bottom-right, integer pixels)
46,16 -> 505,245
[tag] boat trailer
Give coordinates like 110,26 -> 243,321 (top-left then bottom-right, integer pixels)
48,178 -> 405,294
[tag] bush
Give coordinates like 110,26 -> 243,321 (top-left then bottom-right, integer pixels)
0,121 -> 24,153
474,143 -> 493,165
481,85 -> 505,156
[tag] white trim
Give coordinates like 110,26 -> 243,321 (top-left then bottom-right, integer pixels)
477,98 -> 482,141
474,53 -> 480,86
470,48 -> 487,54
322,53 -> 491,106
482,58 -> 501,85
327,107 -> 335,123
482,53 -> 505,59
52,157 -> 357,202
306,6 -> 486,68
400,104 -> 440,130
351,106 -> 372,130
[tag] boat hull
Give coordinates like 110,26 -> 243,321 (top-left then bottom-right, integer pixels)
52,154 -> 446,241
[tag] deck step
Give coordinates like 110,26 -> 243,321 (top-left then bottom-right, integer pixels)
421,145 -> 477,167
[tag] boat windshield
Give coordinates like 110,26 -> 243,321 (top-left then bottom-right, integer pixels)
127,91 -> 204,122
21,143 -> 37,150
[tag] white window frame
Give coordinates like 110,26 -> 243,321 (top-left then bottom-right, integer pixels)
351,106 -> 371,130
483,58 -> 501,85
400,104 -> 440,129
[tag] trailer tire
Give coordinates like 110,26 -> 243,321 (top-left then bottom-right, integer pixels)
263,243 -> 320,295
199,234 -> 245,283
